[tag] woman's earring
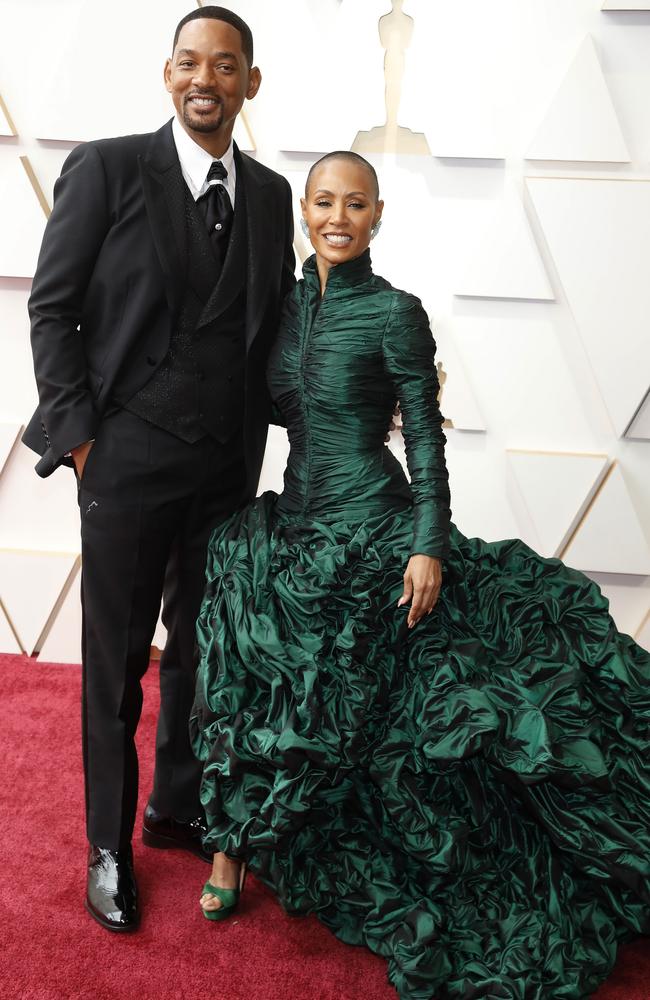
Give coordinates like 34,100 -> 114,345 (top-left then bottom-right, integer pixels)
300,218 -> 310,238
370,219 -> 382,241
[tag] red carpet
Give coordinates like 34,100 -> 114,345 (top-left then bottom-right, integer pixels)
0,653 -> 648,1000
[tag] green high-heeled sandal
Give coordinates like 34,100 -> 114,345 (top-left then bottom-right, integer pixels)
201,863 -> 247,922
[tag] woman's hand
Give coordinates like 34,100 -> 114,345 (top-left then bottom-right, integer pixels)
398,555 -> 442,629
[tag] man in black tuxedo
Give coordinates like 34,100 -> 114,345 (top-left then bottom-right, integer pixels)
24,6 -> 294,932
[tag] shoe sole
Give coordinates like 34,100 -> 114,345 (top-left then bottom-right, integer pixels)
202,903 -> 239,922
142,826 -> 212,864
84,898 -> 140,933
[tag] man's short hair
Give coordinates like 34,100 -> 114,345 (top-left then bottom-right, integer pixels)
173,6 -> 254,66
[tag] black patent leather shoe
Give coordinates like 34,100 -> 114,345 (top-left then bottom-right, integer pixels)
142,805 -> 211,863
85,845 -> 140,933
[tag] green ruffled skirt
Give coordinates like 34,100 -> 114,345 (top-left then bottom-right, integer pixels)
191,492 -> 650,1000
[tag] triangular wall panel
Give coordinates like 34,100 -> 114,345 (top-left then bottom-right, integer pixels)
625,390 -> 650,441
0,95 -> 16,136
399,0 -> 513,159
586,573 -> 650,639
432,324 -> 486,432
0,424 -> 22,477
19,156 -> 51,218
38,563 -> 82,664
527,177 -> 650,438
285,169 -> 312,267
602,1 -> 650,9
0,601 -> 22,655
27,0 -> 191,141
636,612 -> 650,654
0,441 -> 81,556
508,451 -> 609,557
0,551 -> 79,654
277,1 -> 385,152
561,464 -> 650,575
527,36 -> 630,162
455,190 -> 554,301
233,111 -> 255,153
0,157 -> 48,277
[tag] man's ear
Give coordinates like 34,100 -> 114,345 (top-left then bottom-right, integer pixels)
164,58 -> 173,94
246,67 -> 262,101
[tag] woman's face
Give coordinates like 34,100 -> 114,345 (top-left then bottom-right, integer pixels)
300,159 -> 383,273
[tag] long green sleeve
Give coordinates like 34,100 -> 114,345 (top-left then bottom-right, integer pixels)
382,292 -> 451,559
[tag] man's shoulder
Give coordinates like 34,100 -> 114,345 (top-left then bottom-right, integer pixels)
90,132 -> 154,154
84,124 -> 166,160
68,121 -> 172,171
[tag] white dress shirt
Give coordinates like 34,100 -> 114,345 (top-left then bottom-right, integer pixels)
172,116 -> 236,208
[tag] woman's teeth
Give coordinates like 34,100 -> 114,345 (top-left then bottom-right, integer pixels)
324,234 -> 352,245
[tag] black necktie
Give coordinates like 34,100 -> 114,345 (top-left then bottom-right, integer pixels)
196,160 -> 233,260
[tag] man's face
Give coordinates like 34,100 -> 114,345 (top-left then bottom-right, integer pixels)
164,18 -> 260,138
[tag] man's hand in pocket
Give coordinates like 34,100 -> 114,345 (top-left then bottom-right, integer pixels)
72,440 -> 94,479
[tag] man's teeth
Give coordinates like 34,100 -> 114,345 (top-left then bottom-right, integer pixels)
325,234 -> 352,245
191,97 -> 216,105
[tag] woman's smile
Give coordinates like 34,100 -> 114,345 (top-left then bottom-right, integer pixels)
323,233 -> 353,246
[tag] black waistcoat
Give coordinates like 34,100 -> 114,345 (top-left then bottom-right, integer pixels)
125,180 -> 247,444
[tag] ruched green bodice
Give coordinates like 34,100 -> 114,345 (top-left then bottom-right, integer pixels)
192,254 -> 650,1000
269,251 -> 451,557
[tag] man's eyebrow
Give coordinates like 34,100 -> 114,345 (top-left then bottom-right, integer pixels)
176,48 -> 238,60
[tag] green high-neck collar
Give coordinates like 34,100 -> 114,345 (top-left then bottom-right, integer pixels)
303,249 -> 373,292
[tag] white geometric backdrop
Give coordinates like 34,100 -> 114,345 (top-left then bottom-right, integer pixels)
0,0 -> 648,664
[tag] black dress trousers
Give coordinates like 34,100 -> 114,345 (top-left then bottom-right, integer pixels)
78,408 -> 247,850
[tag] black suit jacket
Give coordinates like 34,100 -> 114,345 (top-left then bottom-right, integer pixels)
24,119 -> 295,493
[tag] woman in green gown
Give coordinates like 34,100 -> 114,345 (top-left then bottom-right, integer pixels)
190,152 -> 650,1000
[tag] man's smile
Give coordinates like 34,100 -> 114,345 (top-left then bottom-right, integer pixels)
186,93 -> 221,108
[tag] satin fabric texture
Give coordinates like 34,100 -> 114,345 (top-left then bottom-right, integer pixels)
191,251 -> 650,1000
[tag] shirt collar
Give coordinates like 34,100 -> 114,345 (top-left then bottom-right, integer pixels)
172,116 -> 235,199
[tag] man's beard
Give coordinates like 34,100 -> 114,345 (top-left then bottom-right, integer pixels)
182,97 -> 224,134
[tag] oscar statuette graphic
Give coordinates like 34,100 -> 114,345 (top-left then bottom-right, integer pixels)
353,0 -> 430,155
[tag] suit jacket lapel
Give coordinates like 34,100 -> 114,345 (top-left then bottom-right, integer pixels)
140,132 -> 275,346
239,149 -> 274,350
138,120 -> 187,319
